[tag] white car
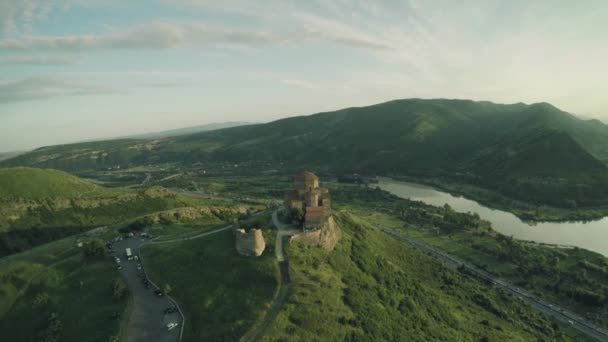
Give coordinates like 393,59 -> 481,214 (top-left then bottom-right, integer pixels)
167,322 -> 179,331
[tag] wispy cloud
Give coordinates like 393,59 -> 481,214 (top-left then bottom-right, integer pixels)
0,77 -> 122,103
0,19 -> 392,54
1,56 -> 75,65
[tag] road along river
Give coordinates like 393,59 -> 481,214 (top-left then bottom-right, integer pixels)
377,178 -> 608,257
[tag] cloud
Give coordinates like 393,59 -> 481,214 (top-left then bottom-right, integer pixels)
0,18 -> 392,54
0,77 -> 122,103
1,56 -> 75,65
0,0 -> 62,34
0,0 -> 121,34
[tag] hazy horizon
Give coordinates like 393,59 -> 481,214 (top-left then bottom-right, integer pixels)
1,1 -> 607,152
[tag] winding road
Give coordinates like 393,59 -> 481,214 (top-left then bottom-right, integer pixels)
377,226 -> 608,342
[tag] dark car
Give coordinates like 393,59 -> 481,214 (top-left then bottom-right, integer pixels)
163,307 -> 178,314
154,289 -> 164,297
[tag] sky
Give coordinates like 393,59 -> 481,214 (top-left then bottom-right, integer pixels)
1,0 -> 607,152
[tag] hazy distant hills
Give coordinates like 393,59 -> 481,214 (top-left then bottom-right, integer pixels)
0,151 -> 25,162
3,99 -> 608,206
121,121 -> 252,139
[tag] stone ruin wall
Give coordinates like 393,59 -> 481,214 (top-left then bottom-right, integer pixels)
235,228 -> 266,257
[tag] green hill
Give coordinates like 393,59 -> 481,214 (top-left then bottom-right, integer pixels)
0,167 -> 113,200
0,168 -> 237,256
4,99 -> 608,207
142,211 -> 579,341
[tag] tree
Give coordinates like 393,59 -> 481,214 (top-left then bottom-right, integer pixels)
290,207 -> 305,225
163,283 -> 172,295
44,313 -> 62,342
82,239 -> 104,260
112,278 -> 128,299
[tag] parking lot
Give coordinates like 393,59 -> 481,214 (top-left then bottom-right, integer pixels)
109,234 -> 182,342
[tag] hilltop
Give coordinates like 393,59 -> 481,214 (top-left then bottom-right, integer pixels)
0,167 -> 112,200
4,99 -> 608,207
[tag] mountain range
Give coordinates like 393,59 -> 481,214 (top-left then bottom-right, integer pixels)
3,99 -> 608,207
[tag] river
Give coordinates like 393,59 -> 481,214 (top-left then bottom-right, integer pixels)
377,179 -> 608,257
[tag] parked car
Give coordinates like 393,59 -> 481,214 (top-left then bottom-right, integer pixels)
154,290 -> 164,297
164,307 -> 178,314
117,265 -> 122,270
167,322 -> 178,331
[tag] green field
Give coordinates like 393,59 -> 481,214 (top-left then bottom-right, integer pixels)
0,230 -> 130,342
141,227 -> 279,341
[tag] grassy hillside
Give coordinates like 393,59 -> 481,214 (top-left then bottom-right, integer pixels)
141,227 -> 278,341
0,230 -> 130,342
4,99 -> 608,207
0,168 -> 240,256
0,167 -> 114,199
261,211 -> 576,341
331,185 -> 608,327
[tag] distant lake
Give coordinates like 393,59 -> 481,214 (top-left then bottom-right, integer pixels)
377,178 -> 608,257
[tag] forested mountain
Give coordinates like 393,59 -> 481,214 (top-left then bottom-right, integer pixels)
4,99 -> 608,206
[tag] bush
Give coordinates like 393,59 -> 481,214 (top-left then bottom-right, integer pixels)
163,283 -> 172,295
82,239 -> 105,260
112,278 -> 128,299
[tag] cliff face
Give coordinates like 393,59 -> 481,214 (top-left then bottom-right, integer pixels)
236,228 -> 266,257
290,216 -> 341,251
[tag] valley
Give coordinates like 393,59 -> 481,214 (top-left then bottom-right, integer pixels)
1,100 -> 608,341
5,99 -> 608,220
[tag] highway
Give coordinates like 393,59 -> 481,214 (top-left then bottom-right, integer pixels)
377,226 -> 608,342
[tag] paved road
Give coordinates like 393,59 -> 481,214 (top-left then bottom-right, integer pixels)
112,236 -> 182,342
145,224 -> 234,245
377,227 -> 608,342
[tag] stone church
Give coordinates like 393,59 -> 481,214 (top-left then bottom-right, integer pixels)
283,171 -> 331,231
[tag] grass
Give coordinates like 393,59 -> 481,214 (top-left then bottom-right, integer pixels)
141,227 -> 279,341
261,211 -> 580,341
0,230 -> 129,342
0,167 -> 119,200
333,185 -> 608,328
146,222 -> 227,241
0,166 -> 242,256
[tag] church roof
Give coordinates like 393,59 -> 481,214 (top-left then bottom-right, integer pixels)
294,171 -> 318,181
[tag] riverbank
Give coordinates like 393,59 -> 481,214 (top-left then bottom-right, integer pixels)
387,175 -> 608,222
330,185 -> 608,329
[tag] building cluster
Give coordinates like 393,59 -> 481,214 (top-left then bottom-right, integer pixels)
284,171 -> 331,231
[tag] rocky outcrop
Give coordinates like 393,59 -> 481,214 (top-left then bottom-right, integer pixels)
290,216 -> 341,251
236,228 -> 266,257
